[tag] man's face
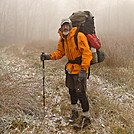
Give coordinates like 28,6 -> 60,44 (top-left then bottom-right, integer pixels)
61,23 -> 70,33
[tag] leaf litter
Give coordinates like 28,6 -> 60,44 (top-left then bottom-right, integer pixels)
0,44 -> 133,134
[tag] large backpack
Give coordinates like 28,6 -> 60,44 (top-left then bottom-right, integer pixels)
69,11 -> 105,65
62,11 -> 105,78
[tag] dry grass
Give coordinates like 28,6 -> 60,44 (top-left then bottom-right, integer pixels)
87,86 -> 133,133
0,38 -> 134,134
100,35 -> 134,68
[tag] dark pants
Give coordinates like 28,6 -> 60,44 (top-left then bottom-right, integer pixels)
66,73 -> 89,112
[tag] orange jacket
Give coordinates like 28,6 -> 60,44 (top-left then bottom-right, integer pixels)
50,27 -> 92,74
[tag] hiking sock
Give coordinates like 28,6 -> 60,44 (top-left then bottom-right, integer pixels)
69,105 -> 79,124
72,104 -> 78,111
82,111 -> 90,118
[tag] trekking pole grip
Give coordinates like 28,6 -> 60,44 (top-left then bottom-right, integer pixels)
42,52 -> 45,69
41,52 -> 45,108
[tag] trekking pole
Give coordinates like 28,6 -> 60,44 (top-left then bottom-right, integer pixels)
42,58 -> 45,107
41,52 -> 46,115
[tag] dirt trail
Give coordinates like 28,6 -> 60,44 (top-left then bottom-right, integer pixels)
0,44 -> 133,134
0,44 -> 70,133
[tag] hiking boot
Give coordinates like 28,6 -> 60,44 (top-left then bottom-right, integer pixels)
73,116 -> 91,130
69,110 -> 79,124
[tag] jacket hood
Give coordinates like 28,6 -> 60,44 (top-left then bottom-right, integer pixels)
58,27 -> 78,39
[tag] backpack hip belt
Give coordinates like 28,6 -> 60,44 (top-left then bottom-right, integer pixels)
67,56 -> 82,65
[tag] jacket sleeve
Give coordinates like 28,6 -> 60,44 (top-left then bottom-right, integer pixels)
77,32 -> 93,70
50,38 -> 65,60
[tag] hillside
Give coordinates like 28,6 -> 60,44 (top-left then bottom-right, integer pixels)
0,43 -> 133,134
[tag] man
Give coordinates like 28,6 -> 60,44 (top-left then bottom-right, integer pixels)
40,18 -> 92,130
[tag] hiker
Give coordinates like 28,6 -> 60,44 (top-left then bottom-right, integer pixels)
40,18 -> 92,130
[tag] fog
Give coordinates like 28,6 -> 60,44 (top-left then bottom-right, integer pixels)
0,0 -> 134,44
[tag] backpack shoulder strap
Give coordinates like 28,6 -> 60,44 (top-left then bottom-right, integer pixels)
74,29 -> 79,48
61,38 -> 64,49
74,29 -> 91,79
62,31 -> 79,49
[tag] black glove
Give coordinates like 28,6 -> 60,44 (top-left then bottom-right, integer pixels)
78,70 -> 86,81
40,53 -> 50,61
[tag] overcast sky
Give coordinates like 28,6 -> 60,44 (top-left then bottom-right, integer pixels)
0,0 -> 134,43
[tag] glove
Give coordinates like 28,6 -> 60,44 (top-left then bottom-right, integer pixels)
78,70 -> 86,81
40,53 -> 50,61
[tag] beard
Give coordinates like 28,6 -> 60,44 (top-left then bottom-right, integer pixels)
63,31 -> 70,35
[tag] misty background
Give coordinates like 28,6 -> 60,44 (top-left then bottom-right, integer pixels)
0,0 -> 134,44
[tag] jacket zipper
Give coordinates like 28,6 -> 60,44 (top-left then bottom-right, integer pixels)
65,38 -> 72,59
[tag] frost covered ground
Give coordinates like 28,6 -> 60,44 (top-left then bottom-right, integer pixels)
0,44 -> 133,134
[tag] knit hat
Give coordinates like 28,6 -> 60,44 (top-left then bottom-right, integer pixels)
61,18 -> 72,28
